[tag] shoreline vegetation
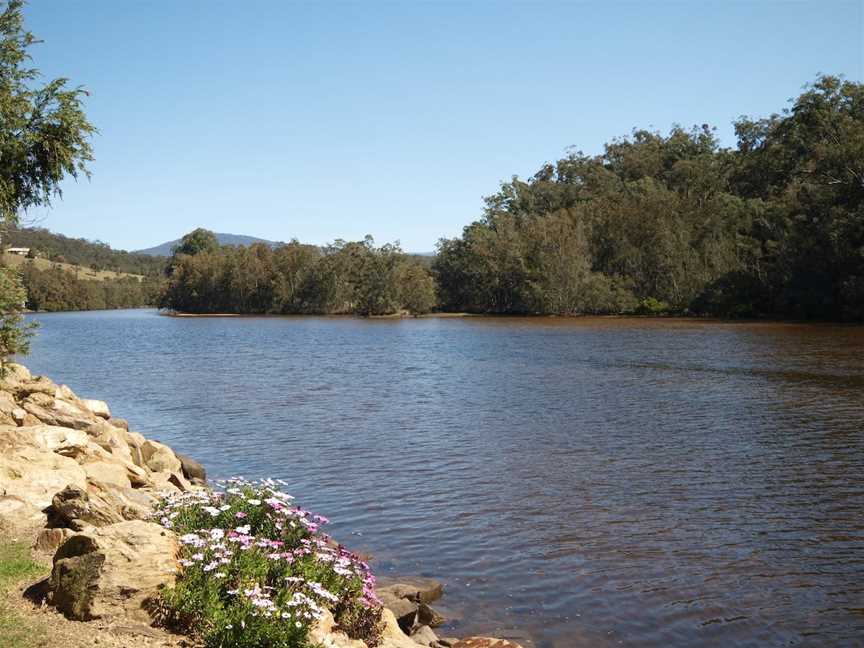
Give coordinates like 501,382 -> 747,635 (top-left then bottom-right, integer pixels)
154,77 -> 863,323
3,77 -> 859,323
0,362 -> 524,648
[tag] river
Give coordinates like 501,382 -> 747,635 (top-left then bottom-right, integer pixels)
22,309 -> 864,647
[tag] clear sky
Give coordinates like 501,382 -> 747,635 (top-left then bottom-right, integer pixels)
22,0 -> 864,253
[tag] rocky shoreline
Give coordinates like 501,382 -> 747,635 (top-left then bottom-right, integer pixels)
0,363 -> 522,648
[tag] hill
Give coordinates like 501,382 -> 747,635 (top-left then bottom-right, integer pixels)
134,233 -> 284,256
1,251 -> 142,282
3,227 -> 166,276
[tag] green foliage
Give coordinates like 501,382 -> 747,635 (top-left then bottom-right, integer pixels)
0,265 -> 34,375
434,76 -> 864,321
635,297 -> 672,316
156,76 -> 861,322
172,228 -> 221,257
0,539 -> 43,589
19,261 -> 159,311
0,539 -> 47,648
0,0 -> 98,366
4,226 -> 167,276
0,0 -> 95,224
161,233 -> 433,316
156,480 -> 382,648
397,263 -> 437,316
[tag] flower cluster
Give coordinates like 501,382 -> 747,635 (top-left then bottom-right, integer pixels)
155,478 -> 381,648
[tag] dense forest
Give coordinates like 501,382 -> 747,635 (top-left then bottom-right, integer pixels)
159,77 -> 863,321
435,76 -> 863,320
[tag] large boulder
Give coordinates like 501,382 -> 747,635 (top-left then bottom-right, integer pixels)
0,426 -> 88,526
108,417 -> 130,431
379,589 -> 420,632
378,577 -> 446,633
91,425 -> 134,464
26,425 -> 90,453
50,520 -> 178,622
58,441 -> 134,490
81,460 -> 132,490
14,375 -> 58,398
21,394 -> 101,433
141,440 -> 182,474
123,430 -> 147,468
81,399 -> 111,419
377,577 -> 444,604
49,482 -> 151,528
176,452 -> 206,483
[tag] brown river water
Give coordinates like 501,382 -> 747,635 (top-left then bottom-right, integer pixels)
23,310 -> 864,647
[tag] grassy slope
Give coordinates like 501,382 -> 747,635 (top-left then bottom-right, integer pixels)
1,253 -> 144,282
0,539 -> 47,648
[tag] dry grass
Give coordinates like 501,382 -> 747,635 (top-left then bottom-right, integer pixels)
1,252 -> 143,282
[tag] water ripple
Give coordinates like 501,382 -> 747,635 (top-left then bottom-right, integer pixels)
22,311 -> 864,648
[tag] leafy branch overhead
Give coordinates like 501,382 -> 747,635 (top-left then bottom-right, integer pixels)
0,0 -> 96,224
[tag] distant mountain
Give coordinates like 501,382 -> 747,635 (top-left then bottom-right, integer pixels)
134,233 -> 284,257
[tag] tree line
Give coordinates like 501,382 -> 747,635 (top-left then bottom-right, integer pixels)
160,230 -> 437,316
161,76 -> 862,321
20,262 -> 160,312
0,0 -> 860,324
434,76 -> 863,321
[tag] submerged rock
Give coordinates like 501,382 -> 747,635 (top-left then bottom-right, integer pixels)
378,576 -> 447,634
377,576 -> 444,604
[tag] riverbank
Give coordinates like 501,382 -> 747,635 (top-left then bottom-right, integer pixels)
0,363 -> 523,648
161,310 -> 479,319
158,308 -> 864,326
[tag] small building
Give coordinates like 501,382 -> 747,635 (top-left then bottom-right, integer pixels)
5,247 -> 31,256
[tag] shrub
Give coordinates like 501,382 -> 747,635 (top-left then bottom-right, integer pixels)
155,479 -> 382,648
635,296 -> 672,316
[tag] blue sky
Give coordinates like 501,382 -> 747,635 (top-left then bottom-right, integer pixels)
23,1 -> 863,253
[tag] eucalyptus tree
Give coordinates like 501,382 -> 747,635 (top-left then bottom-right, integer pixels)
0,0 -> 95,371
